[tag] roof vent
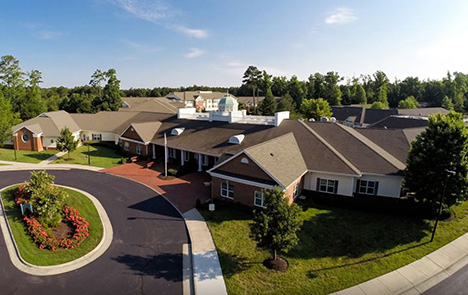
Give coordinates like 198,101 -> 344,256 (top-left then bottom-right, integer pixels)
228,134 -> 245,144
320,117 -> 329,122
171,127 -> 185,136
330,117 -> 336,123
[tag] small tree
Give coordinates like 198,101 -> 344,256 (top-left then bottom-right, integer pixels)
398,96 -> 419,109
25,171 -> 67,227
277,93 -> 295,113
442,96 -> 454,111
56,127 -> 78,159
258,88 -> 277,115
251,187 -> 303,263
405,112 -> 468,213
300,98 -> 332,121
370,101 -> 386,109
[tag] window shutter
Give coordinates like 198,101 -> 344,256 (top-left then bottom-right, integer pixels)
334,180 -> 339,194
316,178 -> 321,191
374,182 -> 379,196
356,179 -> 361,193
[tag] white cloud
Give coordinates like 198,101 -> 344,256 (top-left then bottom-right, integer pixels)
37,30 -> 63,40
325,7 -> 357,25
174,25 -> 209,39
120,39 -> 161,53
105,0 -> 171,22
185,48 -> 204,58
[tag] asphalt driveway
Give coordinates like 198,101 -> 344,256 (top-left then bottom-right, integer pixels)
0,169 -> 189,295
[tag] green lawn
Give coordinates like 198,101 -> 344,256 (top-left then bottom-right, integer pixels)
53,144 -> 122,168
0,147 -> 57,163
1,185 -> 104,266
200,198 -> 468,295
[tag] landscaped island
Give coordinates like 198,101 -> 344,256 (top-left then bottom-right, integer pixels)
0,171 -> 103,266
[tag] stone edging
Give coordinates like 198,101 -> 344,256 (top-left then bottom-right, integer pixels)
0,184 -> 113,276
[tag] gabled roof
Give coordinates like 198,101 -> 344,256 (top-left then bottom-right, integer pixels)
168,91 -> 233,101
120,97 -> 183,113
368,116 -> 429,129
14,124 -> 43,135
128,121 -> 162,143
71,111 -> 139,132
397,107 -> 449,116
12,111 -> 80,137
244,133 -> 307,188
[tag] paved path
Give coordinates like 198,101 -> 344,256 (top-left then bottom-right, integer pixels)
38,151 -> 67,165
102,162 -> 211,213
0,170 -> 189,295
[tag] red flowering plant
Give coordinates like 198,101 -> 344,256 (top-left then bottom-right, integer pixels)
14,184 -> 31,205
23,206 -> 90,251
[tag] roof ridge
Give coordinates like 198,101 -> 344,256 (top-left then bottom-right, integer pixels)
335,123 -> 406,170
244,132 -> 295,151
154,98 -> 178,113
298,120 -> 361,175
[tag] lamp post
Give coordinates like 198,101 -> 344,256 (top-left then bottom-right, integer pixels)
430,169 -> 456,242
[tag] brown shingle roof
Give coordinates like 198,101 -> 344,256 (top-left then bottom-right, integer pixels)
307,122 -> 403,175
13,111 -> 80,137
129,121 -> 162,143
121,97 -> 183,113
245,133 -> 307,188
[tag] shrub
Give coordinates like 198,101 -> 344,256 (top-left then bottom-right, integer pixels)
168,168 -> 178,176
23,205 -> 89,251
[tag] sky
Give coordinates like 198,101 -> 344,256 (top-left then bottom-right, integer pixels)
1,0 -> 468,89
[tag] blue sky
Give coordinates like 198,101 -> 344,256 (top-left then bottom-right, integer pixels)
1,0 -> 468,88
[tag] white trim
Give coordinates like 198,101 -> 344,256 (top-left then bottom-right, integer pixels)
208,150 -> 246,173
13,126 -> 42,137
308,170 -> 361,178
254,190 -> 266,208
358,179 -> 378,195
244,150 -> 290,189
220,181 -> 234,199
285,172 -> 307,190
209,172 -> 276,190
120,137 -> 149,145
318,178 -> 338,193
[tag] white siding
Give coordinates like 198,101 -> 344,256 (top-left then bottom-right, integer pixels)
360,174 -> 403,198
42,136 -> 58,149
304,172 -> 403,198
80,131 -> 116,142
304,172 -> 355,196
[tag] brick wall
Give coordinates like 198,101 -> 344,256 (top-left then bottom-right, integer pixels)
14,128 -> 43,151
122,140 -> 149,157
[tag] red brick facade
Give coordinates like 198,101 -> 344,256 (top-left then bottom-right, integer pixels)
122,140 -> 149,157
212,175 -> 304,207
14,128 -> 43,151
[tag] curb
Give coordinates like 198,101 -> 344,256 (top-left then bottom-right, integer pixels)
0,183 -> 113,276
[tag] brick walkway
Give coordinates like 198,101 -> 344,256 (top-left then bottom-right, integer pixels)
102,161 -> 211,214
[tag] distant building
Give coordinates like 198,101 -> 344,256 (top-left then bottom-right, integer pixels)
166,91 -> 236,112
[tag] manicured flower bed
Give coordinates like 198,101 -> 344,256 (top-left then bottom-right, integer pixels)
23,206 -> 90,251
15,182 -> 90,251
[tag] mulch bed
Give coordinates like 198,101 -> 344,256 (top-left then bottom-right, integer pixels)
157,175 -> 176,180
50,221 -> 74,241
263,256 -> 289,272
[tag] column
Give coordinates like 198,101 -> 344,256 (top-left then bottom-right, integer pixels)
181,150 -> 185,166
198,154 -> 202,172
152,144 -> 156,159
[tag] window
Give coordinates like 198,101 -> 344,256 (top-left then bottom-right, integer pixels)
241,157 -> 249,164
136,144 -> 142,155
124,142 -> 129,151
183,150 -> 190,162
118,138 -> 122,146
202,155 -> 209,166
22,133 -> 29,143
92,134 -> 102,141
358,180 -> 379,195
254,190 -> 265,207
317,178 -> 338,194
293,183 -> 300,198
168,148 -> 176,159
221,182 -> 234,199
50,139 -> 54,143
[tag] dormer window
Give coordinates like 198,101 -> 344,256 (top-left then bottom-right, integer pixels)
228,134 -> 245,144
171,127 -> 185,136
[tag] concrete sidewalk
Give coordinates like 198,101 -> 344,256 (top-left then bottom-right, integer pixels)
331,233 -> 468,295
38,151 -> 67,165
183,208 -> 228,295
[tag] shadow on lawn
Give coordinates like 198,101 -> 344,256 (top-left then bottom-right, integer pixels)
112,253 -> 183,282
21,152 -> 54,161
287,208 -> 432,259
217,249 -> 261,278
